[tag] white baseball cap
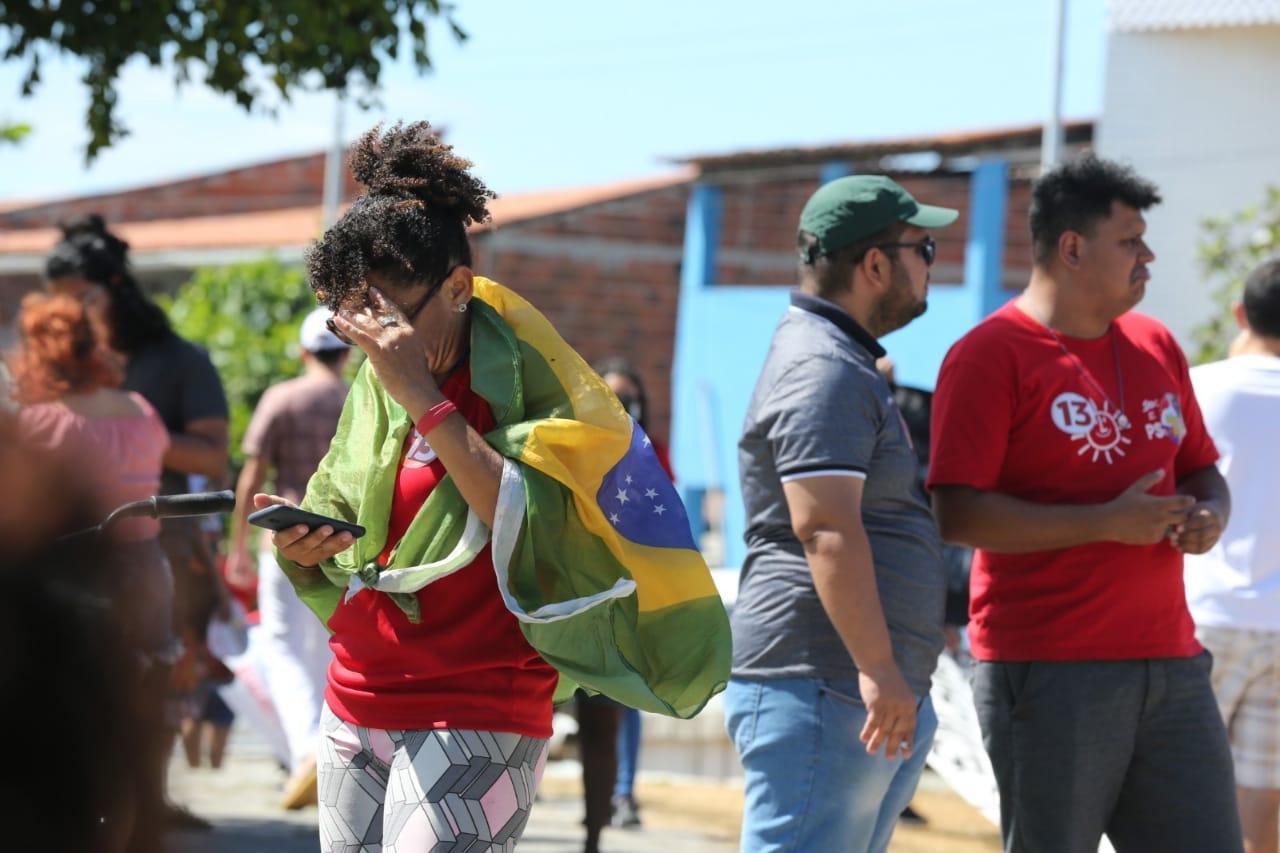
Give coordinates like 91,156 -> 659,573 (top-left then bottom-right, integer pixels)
299,307 -> 350,353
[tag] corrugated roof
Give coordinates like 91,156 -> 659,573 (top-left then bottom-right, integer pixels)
0,206 -> 326,256
676,121 -> 1095,171
1,137 -> 443,226
1109,0 -> 1280,32
474,170 -> 695,232
0,198 -> 40,214
0,170 -> 695,262
1,149 -> 331,220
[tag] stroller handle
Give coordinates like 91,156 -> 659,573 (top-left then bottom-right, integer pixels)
150,490 -> 236,519
101,490 -> 236,528
61,490 -> 236,543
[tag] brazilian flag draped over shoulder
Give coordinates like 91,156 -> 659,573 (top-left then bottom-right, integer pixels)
278,278 -> 730,719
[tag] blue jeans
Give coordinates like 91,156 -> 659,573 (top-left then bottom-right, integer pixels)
614,705 -> 642,799
725,677 -> 936,853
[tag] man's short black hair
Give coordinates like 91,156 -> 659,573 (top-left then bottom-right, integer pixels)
1030,153 -> 1162,264
1244,257 -> 1280,339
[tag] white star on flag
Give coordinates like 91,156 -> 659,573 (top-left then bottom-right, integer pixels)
609,513 -> 621,524
642,435 -> 652,448
615,488 -> 630,504
644,488 -> 658,499
653,504 -> 666,516
625,474 -> 633,485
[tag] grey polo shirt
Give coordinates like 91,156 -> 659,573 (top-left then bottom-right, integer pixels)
734,292 -> 945,696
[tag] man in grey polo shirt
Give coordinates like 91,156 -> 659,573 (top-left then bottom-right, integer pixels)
727,176 -> 955,853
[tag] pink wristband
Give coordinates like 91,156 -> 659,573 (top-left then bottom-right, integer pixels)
415,399 -> 457,436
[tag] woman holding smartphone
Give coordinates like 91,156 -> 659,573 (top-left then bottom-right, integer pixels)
257,121 -> 728,852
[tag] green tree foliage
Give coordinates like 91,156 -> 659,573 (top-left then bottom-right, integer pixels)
1,1 -> 466,161
1192,186 -> 1280,364
161,257 -> 316,465
1,121 -> 31,144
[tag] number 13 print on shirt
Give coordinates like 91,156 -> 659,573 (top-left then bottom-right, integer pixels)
1049,391 -> 1133,464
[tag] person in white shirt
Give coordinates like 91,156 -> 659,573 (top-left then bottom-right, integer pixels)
1187,256 -> 1280,853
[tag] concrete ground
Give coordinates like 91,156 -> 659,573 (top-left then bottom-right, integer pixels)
165,729 -> 736,853
166,724 -> 999,852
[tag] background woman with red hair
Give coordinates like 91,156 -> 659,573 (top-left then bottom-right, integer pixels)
42,213 -> 231,837
12,295 -> 159,516
8,292 -> 173,852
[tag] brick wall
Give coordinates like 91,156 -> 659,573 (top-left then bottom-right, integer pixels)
0,273 -> 41,333
2,163 -> 1039,435
1004,178 -> 1035,287
473,185 -> 691,442
713,170 -> 819,285
0,152 -> 360,230
709,168 -> 976,286
707,166 -> 1037,289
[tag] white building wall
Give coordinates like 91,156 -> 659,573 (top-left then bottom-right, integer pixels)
1097,25 -> 1280,347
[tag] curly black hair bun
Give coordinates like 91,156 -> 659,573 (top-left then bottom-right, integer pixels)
348,121 -> 494,227
306,121 -> 496,309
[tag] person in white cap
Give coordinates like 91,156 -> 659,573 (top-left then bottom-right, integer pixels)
227,306 -> 352,809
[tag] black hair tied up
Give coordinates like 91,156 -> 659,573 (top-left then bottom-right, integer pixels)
306,121 -> 496,310
43,214 -> 171,354
45,214 -> 129,284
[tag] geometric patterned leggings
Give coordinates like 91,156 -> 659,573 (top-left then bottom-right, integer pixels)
318,705 -> 549,852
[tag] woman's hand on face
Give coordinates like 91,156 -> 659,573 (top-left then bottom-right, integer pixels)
252,493 -> 354,569
332,287 -> 442,419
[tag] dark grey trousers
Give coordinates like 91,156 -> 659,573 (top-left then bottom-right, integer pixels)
973,653 -> 1243,853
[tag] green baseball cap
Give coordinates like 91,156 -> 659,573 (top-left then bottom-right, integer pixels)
799,175 -> 959,260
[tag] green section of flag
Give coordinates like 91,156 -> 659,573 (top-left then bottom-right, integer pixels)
508,465 -> 730,718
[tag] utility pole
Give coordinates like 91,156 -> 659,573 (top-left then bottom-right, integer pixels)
322,92 -> 345,228
1041,0 -> 1068,173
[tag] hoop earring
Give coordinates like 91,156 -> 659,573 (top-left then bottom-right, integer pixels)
457,303 -> 468,314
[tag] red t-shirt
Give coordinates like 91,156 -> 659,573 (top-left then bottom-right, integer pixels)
325,363 -> 558,735
927,302 -> 1219,662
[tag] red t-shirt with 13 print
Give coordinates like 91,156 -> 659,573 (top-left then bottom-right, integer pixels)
927,302 -> 1219,662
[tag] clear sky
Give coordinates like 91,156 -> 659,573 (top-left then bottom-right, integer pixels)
0,0 -> 1109,204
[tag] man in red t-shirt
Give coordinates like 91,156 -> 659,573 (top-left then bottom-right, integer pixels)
929,155 -> 1242,853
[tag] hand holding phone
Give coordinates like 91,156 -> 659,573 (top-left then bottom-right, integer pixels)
249,494 -> 361,568
248,504 -> 366,538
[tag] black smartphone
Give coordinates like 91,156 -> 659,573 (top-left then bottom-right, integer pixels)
247,505 -> 366,539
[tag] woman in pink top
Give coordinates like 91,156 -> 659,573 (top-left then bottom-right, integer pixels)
9,292 -> 175,661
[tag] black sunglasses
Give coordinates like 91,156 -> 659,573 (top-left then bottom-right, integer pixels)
325,279 -> 445,346
871,236 -> 936,267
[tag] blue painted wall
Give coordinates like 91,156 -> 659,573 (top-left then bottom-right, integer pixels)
671,159 -> 1013,568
